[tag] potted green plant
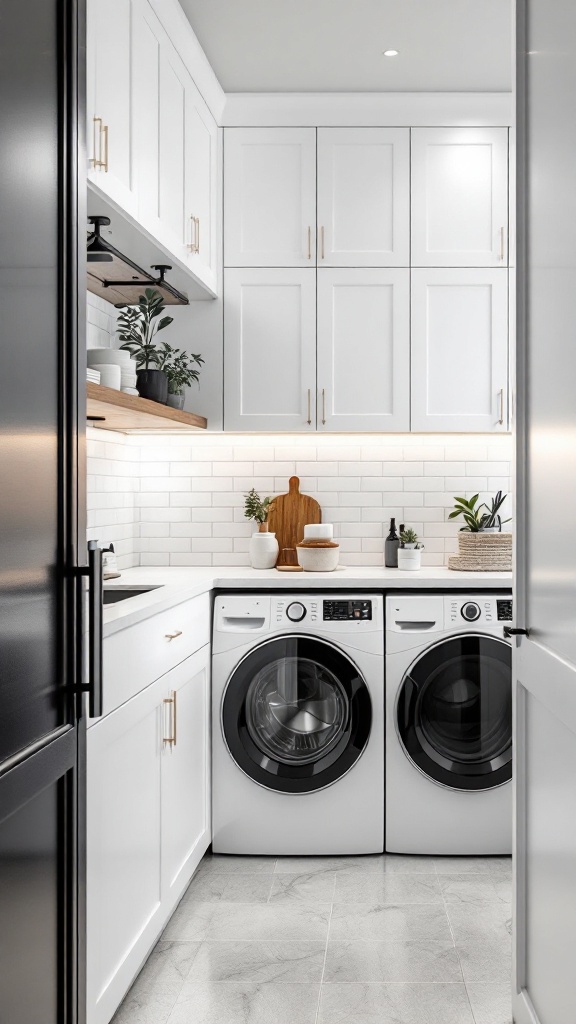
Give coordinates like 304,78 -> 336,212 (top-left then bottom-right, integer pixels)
448,492 -> 512,572
244,489 -> 278,569
116,289 -> 174,403
156,342 -> 204,410
398,527 -> 425,571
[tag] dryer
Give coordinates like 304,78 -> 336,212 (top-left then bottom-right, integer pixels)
386,593 -> 513,855
212,593 -> 384,855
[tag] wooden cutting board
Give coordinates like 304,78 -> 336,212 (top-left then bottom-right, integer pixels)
268,476 -> 321,566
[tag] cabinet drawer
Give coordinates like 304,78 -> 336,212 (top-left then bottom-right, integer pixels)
98,593 -> 210,720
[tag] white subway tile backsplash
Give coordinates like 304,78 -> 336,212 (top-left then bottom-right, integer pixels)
86,430 -> 512,569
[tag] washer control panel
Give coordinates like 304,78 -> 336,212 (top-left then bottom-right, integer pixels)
286,601 -> 307,622
323,599 -> 372,621
446,595 -> 513,627
461,601 -> 481,622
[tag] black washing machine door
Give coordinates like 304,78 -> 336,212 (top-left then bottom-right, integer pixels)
222,635 -> 372,793
396,634 -> 512,791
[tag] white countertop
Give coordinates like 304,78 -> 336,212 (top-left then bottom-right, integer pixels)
103,565 -> 513,637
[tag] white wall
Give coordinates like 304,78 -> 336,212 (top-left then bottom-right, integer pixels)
86,430 -> 512,570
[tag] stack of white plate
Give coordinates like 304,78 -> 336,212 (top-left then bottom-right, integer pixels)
87,349 -> 135,392
120,365 -> 138,390
86,367 -> 101,384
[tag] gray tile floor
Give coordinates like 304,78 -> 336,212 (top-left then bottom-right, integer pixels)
112,853 -> 513,1024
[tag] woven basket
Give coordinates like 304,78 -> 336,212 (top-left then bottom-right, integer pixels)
448,531 -> 512,572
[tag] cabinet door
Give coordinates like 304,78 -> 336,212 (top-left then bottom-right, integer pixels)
317,269 -> 410,431
224,128 -> 316,267
87,679 -> 163,1024
161,646 -> 211,911
86,0 -> 137,215
157,44 -> 187,258
317,129 -> 410,267
411,269 -> 508,432
224,268 -> 317,431
132,0 -> 162,228
185,85 -> 218,292
411,128 -> 509,267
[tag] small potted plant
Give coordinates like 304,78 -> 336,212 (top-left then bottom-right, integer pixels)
244,488 -> 278,569
156,342 -> 204,410
116,289 -> 174,403
448,492 -> 512,571
398,527 -> 424,571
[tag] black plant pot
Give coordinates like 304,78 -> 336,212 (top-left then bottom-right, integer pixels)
136,369 -> 168,404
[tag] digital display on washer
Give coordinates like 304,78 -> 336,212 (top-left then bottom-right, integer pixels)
497,599 -> 513,621
323,600 -> 372,621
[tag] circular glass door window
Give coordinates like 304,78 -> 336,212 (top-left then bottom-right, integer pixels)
397,635 -> 512,791
222,636 -> 372,793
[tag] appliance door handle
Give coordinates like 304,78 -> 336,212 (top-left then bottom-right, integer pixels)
87,541 -> 103,718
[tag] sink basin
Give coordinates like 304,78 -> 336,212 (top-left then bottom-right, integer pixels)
103,585 -> 163,605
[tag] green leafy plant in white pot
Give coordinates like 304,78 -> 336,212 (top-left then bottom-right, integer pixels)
398,527 -> 425,571
156,342 -> 204,411
244,489 -> 278,569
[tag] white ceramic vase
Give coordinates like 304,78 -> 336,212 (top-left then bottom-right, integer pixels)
397,545 -> 422,571
249,526 -> 279,569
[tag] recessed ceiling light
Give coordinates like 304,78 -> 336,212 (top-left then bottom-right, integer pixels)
383,49 -> 399,57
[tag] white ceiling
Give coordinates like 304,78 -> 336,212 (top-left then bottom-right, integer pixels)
178,0 -> 513,94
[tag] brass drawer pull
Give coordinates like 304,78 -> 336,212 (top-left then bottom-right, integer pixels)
163,690 -> 177,746
165,630 -> 183,641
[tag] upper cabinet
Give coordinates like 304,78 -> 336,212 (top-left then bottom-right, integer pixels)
88,0 -> 219,296
411,128 -> 509,267
87,0 -> 138,216
317,129 -> 410,267
224,129 -> 317,267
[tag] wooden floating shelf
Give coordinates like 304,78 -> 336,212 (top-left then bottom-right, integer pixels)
86,382 -> 207,432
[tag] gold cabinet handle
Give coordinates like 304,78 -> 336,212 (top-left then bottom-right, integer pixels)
101,123 -> 109,172
165,629 -> 183,641
320,225 -> 325,260
163,690 -> 177,746
499,226 -> 505,262
307,226 -> 312,261
498,388 -> 505,426
307,388 -> 312,425
196,216 -> 200,254
91,116 -> 102,168
321,388 -> 326,426
187,215 -> 196,252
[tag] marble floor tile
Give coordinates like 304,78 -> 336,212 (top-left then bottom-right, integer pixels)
162,903 -> 217,942
433,856 -> 497,874
492,877 -> 513,903
466,982 -> 513,1024
167,982 -> 320,1024
323,939 -> 462,984
382,854 -> 437,874
333,871 -> 442,904
183,872 -> 274,904
486,857 -> 513,877
274,855 -> 384,875
317,982 -> 475,1024
204,901 -> 331,940
184,940 -> 325,984
111,941 -> 201,1024
198,854 -> 277,875
330,902 -> 453,941
457,939 -> 512,984
446,902 -> 512,945
438,874 -> 507,905
269,871 -> 337,903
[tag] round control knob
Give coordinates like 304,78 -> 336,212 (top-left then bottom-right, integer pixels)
286,601 -> 307,622
461,601 -> 481,622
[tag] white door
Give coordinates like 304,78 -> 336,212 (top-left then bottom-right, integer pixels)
224,128 -> 316,267
224,268 -> 316,431
157,44 -> 187,258
514,1 -> 576,1022
132,0 -> 162,229
86,680 -> 163,1024
411,268 -> 508,432
185,85 -> 218,292
411,128 -> 509,267
317,269 -> 410,431
161,647 -> 211,911
317,128 -> 410,267
86,0 -> 137,215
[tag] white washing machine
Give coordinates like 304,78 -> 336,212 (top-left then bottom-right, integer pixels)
212,593 -> 384,855
386,593 -> 513,855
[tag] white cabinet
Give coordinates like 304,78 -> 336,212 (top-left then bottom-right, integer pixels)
224,268 -> 317,431
411,269 -> 509,432
411,128 -> 509,267
158,44 -> 188,258
185,85 -> 218,292
317,129 -> 410,267
317,269 -> 410,431
224,128 -> 317,267
161,648 -> 211,908
86,0 -> 138,216
87,613 -> 211,1024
